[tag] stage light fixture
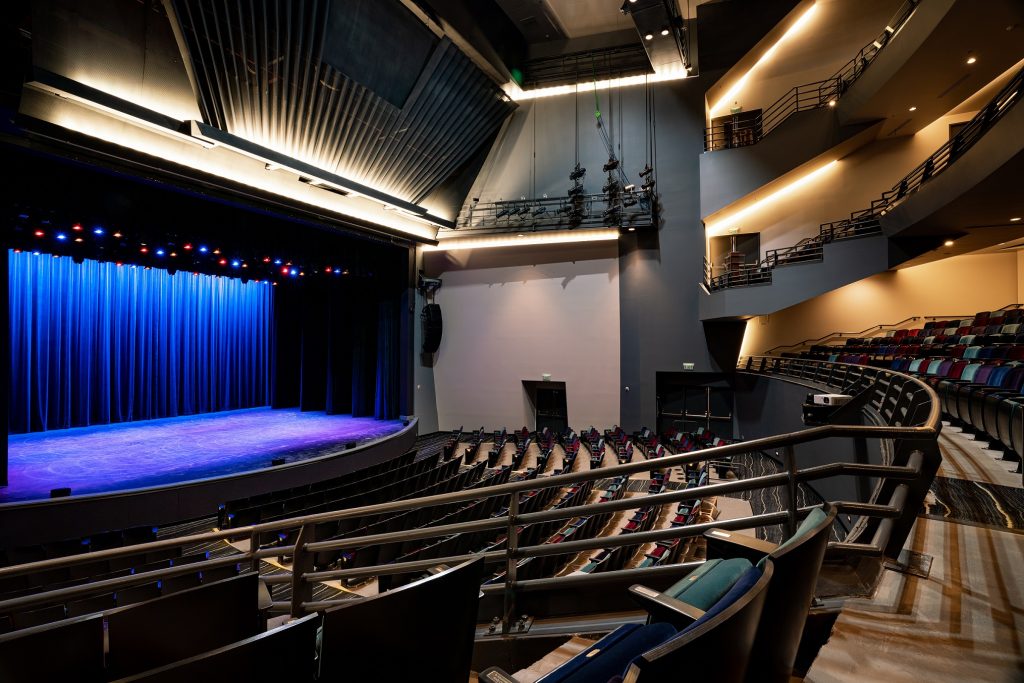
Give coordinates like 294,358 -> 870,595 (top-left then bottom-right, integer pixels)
1011,217 -> 1021,222
639,165 -> 653,178
56,232 -> 67,240
570,164 -> 586,181
170,252 -> 177,257
93,227 -> 104,235
966,56 -> 977,64
290,268 -> 298,276
623,184 -> 636,192
34,230 -> 44,237
603,159 -> 619,172
156,249 -> 165,256
113,232 -> 123,238
140,246 -> 148,253
199,246 -> 208,253
943,239 -> 954,247
184,244 -> 193,250
274,259 -> 282,265
74,237 -> 83,243
219,258 -> 227,265
281,266 -> 290,275
568,185 -> 585,197
231,260 -> 241,267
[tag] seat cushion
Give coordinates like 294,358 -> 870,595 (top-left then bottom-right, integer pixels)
539,622 -> 677,683
664,558 -> 752,609
680,565 -> 765,635
761,506 -> 829,564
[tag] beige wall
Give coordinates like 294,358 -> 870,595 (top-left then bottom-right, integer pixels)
423,243 -> 621,431
709,0 -> 901,118
741,252 -> 1021,354
744,111 -> 975,257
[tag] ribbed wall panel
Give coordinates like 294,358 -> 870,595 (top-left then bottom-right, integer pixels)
170,0 -> 515,204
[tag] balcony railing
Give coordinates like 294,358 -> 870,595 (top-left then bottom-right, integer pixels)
0,360 -> 940,636
704,0 -> 920,151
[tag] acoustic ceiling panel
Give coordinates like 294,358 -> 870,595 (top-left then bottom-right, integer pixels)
170,0 -> 516,204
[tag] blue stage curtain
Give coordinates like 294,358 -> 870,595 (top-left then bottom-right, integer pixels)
375,299 -> 399,420
8,251 -> 273,433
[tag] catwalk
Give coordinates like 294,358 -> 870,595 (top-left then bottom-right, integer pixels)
3,408 -> 404,503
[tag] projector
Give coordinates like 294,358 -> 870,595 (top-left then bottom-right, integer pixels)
802,393 -> 852,426
810,394 -> 852,406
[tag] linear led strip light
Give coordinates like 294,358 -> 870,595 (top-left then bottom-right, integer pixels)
708,2 -> 819,118
424,229 -> 621,251
24,69 -> 451,237
507,66 -> 692,101
704,160 -> 838,236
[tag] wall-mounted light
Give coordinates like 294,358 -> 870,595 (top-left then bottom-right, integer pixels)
966,56 -> 977,64
425,229 -> 621,252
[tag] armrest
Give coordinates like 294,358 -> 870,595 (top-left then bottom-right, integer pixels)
703,528 -> 777,564
479,667 -> 521,683
628,584 -> 705,629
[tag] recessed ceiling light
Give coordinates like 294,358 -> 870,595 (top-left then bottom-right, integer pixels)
943,239 -> 955,247
966,56 -> 977,64
1011,217 -> 1022,222
828,100 -> 836,107
628,227 -> 636,232
661,28 -> 670,36
908,106 -> 917,112
644,33 -> 654,40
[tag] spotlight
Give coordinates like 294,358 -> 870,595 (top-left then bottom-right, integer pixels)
660,27 -> 670,36
93,227 -> 104,235
828,100 -> 836,107
644,33 -> 653,40
33,230 -> 44,237
1011,217 -> 1021,222
140,246 -> 149,253
231,260 -> 241,267
56,232 -> 67,241
570,164 -> 586,181
263,257 -> 271,263
908,106 -> 917,112
74,237 -> 83,243
568,185 -> 585,197
943,239 -> 954,247
274,259 -> 282,265
184,243 -> 192,250
628,227 -> 636,232
603,180 -> 619,193
281,266 -> 290,275
641,180 -> 655,192
639,165 -> 653,178
496,207 -> 511,219
623,196 -> 638,207
113,232 -> 123,238
219,258 -> 227,265
623,184 -> 636,192
155,249 -> 165,256
532,206 -> 548,217
290,268 -> 298,276
72,224 -> 83,231
603,158 -> 619,172
966,56 -> 976,64
199,246 -> 209,253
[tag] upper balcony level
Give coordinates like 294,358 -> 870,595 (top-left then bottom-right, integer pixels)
699,64 -> 1024,321
700,0 -> 1024,218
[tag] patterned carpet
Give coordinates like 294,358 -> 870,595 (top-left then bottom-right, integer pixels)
3,408 -> 404,502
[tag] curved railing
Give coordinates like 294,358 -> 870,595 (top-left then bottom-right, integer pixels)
704,63 -> 1023,291
704,0 -> 920,151
0,360 -> 940,635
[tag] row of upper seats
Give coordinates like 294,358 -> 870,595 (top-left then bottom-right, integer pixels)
582,427 -> 606,468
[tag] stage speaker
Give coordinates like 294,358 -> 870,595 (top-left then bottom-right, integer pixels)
50,487 -> 71,498
421,303 -> 443,353
271,458 -> 286,466
346,441 -> 358,449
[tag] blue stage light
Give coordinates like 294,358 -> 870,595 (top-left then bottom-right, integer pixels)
199,245 -> 209,253
274,259 -> 282,265
93,227 -> 105,235
155,249 -> 165,256
231,260 -> 240,268
56,233 -> 67,241
290,268 -> 298,276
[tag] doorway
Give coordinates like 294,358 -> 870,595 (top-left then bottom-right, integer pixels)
523,381 -> 568,433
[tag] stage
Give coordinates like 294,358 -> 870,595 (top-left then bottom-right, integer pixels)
3,409 -> 405,503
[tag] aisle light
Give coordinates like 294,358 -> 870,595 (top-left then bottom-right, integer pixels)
705,160 -> 838,236
709,2 -> 819,117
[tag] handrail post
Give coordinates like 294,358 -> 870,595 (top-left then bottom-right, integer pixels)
249,529 -> 261,574
291,524 -> 316,618
502,493 -> 520,635
783,445 -> 798,538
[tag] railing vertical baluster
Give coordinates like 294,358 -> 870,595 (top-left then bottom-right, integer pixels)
291,524 -> 316,618
502,493 -> 520,635
784,445 -> 799,538
249,529 -> 261,574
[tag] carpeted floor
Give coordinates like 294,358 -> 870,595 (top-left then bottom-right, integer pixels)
3,408 -> 404,502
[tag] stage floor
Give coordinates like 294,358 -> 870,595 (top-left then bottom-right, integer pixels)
3,408 -> 404,503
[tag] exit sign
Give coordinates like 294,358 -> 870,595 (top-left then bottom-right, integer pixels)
682,362 -> 695,371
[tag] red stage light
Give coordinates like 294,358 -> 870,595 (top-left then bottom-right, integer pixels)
219,258 -> 227,265
72,224 -> 83,231
34,230 -> 44,237
184,244 -> 193,250
263,257 -> 270,263
325,267 -> 332,273
281,266 -> 289,275
140,247 -> 149,253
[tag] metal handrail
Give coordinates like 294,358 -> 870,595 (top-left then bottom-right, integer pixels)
704,0 -> 920,151
0,359 -> 940,635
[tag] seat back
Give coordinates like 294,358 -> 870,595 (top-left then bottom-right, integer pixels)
746,504 -> 836,682
110,613 -> 320,683
625,561 -> 774,682
320,558 -> 483,683
0,613 -> 105,683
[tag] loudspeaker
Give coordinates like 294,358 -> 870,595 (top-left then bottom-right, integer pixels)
421,303 -> 443,353
346,441 -> 358,449
271,457 -> 286,466
50,487 -> 71,498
